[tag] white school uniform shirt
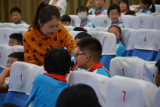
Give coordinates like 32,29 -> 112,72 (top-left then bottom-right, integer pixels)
139,8 -> 152,14
89,7 -> 107,15
49,0 -> 67,16
79,19 -> 95,28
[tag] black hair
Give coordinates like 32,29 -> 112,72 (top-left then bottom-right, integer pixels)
10,7 -> 21,15
75,32 -> 92,40
44,48 -> 71,75
125,10 -> 136,15
119,0 -> 129,9
8,52 -> 24,61
73,27 -> 87,32
9,33 -> 23,44
141,0 -> 155,12
56,84 -> 101,107
155,60 -> 160,74
77,38 -> 102,62
107,4 -> 121,16
60,15 -> 71,23
76,5 -> 89,14
2,103 -> 19,107
32,2 -> 60,29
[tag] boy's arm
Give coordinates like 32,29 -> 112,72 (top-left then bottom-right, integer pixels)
0,67 -> 10,89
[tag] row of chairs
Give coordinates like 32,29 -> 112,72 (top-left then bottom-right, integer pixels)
69,14 -> 160,30
0,23 -> 30,29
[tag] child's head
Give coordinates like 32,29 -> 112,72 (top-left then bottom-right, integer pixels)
94,0 -> 106,9
7,52 -> 24,67
155,60 -> 160,87
75,32 -> 92,43
108,25 -> 122,42
108,4 -> 121,24
76,38 -> 102,70
119,0 -> 129,12
139,0 -> 155,12
10,7 -> 22,24
60,15 -> 71,26
9,33 -> 23,46
56,84 -> 101,107
125,10 -> 136,16
73,27 -> 87,32
76,5 -> 89,20
44,48 -> 71,75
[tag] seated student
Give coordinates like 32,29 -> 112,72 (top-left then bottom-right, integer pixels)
119,0 -> 129,14
9,33 -> 23,46
74,38 -> 110,77
125,10 -> 136,16
107,4 -> 125,28
134,0 -> 155,14
10,7 -> 27,24
2,103 -> 19,107
86,0 -> 107,15
108,25 -> 125,57
76,5 -> 95,28
154,60 -> 160,87
0,52 -> 24,90
73,27 -> 87,32
60,15 -> 71,26
26,48 -> 70,107
56,84 -> 101,107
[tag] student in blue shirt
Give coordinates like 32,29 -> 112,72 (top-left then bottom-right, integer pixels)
10,7 -> 27,24
108,25 -> 125,57
107,4 -> 125,28
76,5 -> 95,28
26,48 -> 70,107
134,0 -> 155,14
74,38 -> 110,77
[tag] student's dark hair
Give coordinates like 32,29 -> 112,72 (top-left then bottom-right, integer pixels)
141,0 -> 155,12
10,7 -> 21,15
77,38 -> 102,62
73,27 -> 87,32
32,2 -> 60,29
155,0 -> 160,4
56,84 -> 101,107
125,10 -> 136,15
119,0 -> 129,9
107,4 -> 121,16
44,48 -> 71,75
10,33 -> 23,44
75,32 -> 92,40
155,60 -> 160,74
8,52 -> 24,61
76,5 -> 89,14
60,15 -> 71,23
2,103 -> 19,107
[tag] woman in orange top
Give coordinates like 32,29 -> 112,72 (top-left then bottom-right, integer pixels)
23,2 -> 77,66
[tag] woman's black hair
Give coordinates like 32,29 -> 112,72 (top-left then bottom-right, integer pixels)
141,0 -> 155,12
119,0 -> 130,10
32,2 -> 60,29
107,4 -> 121,16
76,5 -> 89,14
56,84 -> 101,107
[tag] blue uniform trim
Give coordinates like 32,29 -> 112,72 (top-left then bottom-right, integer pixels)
141,8 -> 152,14
116,40 -> 125,57
111,20 -> 125,28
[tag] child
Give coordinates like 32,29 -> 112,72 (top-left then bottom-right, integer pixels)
26,48 -> 70,107
108,25 -> 125,57
154,60 -> 160,87
60,15 -> 71,26
125,10 -> 136,16
56,84 -> 101,107
9,33 -> 23,46
107,4 -> 125,28
86,0 -> 107,15
0,52 -> 24,90
119,0 -> 129,14
134,0 -> 155,14
76,5 -> 95,28
74,37 -> 110,77
10,7 -> 27,24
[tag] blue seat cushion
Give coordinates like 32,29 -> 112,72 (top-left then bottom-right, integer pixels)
100,55 -> 114,71
125,50 -> 133,56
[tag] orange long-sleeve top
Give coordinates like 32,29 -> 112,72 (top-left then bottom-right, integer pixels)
23,24 -> 76,65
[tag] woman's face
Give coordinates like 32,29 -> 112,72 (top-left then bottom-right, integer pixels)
119,1 -> 128,12
39,18 -> 61,37
108,26 -> 121,42
109,9 -> 120,24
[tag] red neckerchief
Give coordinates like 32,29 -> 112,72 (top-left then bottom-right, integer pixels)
43,73 -> 67,82
122,9 -> 129,13
6,74 -> 10,77
80,20 -> 91,27
95,8 -> 105,15
72,60 -> 77,71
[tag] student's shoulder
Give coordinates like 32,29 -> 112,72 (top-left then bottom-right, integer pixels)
96,68 -> 110,77
118,43 -> 125,50
34,74 -> 48,83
